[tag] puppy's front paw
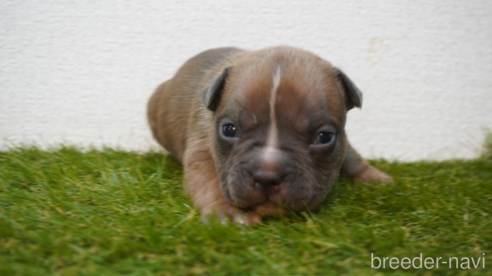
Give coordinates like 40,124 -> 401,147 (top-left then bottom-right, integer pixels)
200,204 -> 261,226
354,166 -> 393,184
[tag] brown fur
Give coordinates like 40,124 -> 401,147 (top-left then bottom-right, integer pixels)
147,46 -> 392,225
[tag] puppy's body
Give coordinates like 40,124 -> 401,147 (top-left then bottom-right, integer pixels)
148,46 -> 391,224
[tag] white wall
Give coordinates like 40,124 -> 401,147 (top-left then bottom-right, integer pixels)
1,0 -> 491,161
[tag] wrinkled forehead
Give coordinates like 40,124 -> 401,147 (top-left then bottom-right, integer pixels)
221,59 -> 344,132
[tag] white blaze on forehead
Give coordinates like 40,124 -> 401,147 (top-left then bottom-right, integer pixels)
263,66 -> 282,160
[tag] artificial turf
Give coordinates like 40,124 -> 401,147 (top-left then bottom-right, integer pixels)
0,144 -> 491,276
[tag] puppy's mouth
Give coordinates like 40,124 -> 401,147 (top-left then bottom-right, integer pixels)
240,182 -> 289,217
250,200 -> 286,217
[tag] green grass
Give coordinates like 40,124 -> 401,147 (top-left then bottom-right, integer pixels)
0,146 -> 491,276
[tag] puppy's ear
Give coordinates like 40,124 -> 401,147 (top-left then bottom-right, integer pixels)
335,68 -> 363,110
199,67 -> 231,112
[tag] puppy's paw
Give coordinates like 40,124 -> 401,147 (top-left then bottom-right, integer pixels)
201,204 -> 261,226
354,166 -> 393,184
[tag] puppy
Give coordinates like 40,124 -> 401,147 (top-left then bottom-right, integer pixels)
147,46 -> 392,225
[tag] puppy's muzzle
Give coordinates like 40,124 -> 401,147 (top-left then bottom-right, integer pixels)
246,149 -> 289,201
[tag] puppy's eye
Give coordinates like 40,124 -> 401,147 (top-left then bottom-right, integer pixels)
312,132 -> 335,146
221,124 -> 237,138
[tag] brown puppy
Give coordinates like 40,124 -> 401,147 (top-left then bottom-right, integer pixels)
147,46 -> 392,225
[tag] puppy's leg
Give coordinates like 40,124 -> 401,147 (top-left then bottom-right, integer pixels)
183,145 -> 261,225
342,142 -> 393,184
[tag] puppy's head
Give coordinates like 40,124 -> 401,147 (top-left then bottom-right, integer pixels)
199,47 -> 362,216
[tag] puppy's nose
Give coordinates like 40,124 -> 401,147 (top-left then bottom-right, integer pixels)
252,169 -> 283,186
